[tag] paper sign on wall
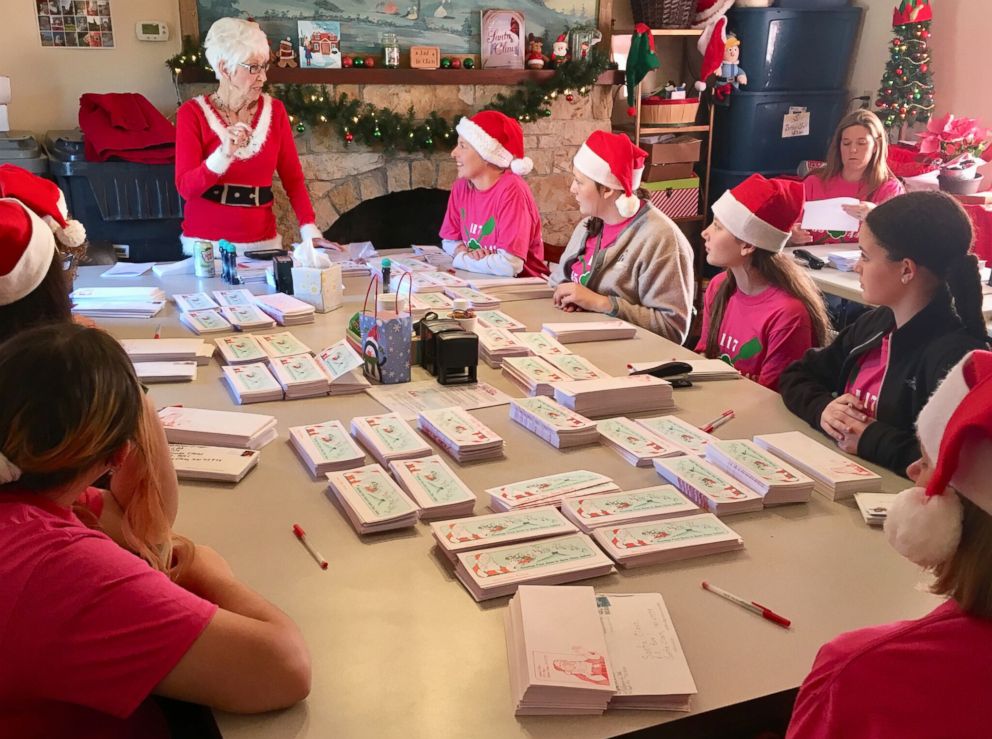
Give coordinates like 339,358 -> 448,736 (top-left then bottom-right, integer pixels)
782,106 -> 810,139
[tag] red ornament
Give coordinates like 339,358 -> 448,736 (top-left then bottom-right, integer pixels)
342,56 -> 353,68
895,67 -> 904,76
450,57 -> 462,69
364,56 -> 375,68
920,63 -> 928,73
922,29 -> 930,39
892,37 -> 901,46
565,93 -> 574,102
885,88 -> 893,95
344,132 -> 354,143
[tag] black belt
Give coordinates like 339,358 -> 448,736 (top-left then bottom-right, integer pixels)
202,184 -> 273,206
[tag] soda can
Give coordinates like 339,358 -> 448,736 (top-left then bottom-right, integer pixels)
194,240 -> 216,278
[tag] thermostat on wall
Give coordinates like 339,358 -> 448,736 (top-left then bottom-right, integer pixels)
135,21 -> 169,42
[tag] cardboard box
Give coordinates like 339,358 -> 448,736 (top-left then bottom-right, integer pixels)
642,161 -> 695,183
292,263 -> 343,313
642,176 -> 700,219
643,135 -> 702,164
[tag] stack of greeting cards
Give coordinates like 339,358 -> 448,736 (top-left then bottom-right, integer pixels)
505,585 -> 617,714
429,507 -> 578,563
388,271 -> 444,293
417,407 -> 504,463
158,406 -> 278,449
412,244 -> 454,270
468,276 -> 553,301
592,512 -> 744,568
753,431 -> 883,501
475,309 -> 526,332
316,340 -> 371,395
268,354 -> 331,399
409,292 -> 454,320
133,361 -> 197,384
652,456 -> 764,515
173,292 -> 219,313
253,293 -> 316,325
220,303 -> 277,331
544,354 -> 611,381
595,592 -> 698,711
388,455 -> 477,520
597,417 -> 687,467
419,270 -> 466,289
488,470 -> 620,512
541,320 -> 637,343
628,359 -> 741,382
514,331 -> 571,358
502,356 -> 571,396
706,440 -> 815,505
634,415 -> 715,456
70,286 -> 166,318
326,463 -> 420,534
180,308 -> 232,335
350,413 -> 432,467
553,376 -> 675,418
854,492 -> 895,526
289,420 -> 366,476
168,444 -> 260,483
212,288 -> 256,307
476,327 -> 529,368
257,331 -> 311,359
121,338 -> 206,364
560,485 -> 698,533
509,396 -> 600,449
455,532 -> 614,601
221,363 -> 284,404
215,335 -> 268,365
443,286 -> 500,310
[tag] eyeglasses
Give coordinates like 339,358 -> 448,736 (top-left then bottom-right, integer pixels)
237,61 -> 270,75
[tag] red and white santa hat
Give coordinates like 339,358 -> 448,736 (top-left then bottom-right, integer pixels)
693,0 -> 736,91
885,350 -> 992,568
0,163 -> 86,248
710,174 -> 804,252
0,198 -> 57,305
455,110 -> 533,176
573,130 -> 648,218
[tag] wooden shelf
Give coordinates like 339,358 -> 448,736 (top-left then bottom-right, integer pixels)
616,124 -> 711,135
179,68 -> 623,86
673,215 -> 705,223
612,28 -> 703,36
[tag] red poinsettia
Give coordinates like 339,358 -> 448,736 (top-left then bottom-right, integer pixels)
918,113 -> 992,163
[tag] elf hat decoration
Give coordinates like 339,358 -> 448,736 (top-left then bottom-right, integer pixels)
0,163 -> 86,248
885,350 -> 992,568
455,110 -> 533,176
573,130 -> 648,218
710,174 -> 804,253
0,198 -> 57,305
625,23 -> 661,116
693,0 -> 736,91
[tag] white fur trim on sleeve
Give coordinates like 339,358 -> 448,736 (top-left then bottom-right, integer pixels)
205,147 -> 233,175
299,223 -> 323,242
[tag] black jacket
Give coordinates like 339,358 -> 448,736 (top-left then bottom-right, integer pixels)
778,293 -> 988,477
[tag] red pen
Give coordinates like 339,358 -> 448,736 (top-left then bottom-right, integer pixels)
292,524 -> 328,570
702,581 -> 791,629
700,409 -> 734,433
153,324 -> 162,339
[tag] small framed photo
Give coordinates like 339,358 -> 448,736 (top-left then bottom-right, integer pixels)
480,10 -> 524,70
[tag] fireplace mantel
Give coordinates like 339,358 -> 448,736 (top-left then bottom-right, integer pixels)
179,68 -> 623,86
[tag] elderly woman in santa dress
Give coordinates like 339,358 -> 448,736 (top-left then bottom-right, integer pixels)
175,17 -> 336,256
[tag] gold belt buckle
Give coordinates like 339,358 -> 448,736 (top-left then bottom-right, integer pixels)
221,183 -> 230,204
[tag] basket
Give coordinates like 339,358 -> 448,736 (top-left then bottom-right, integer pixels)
629,0 -> 695,28
640,97 -> 700,125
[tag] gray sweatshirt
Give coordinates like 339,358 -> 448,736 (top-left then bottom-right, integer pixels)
549,203 -> 695,343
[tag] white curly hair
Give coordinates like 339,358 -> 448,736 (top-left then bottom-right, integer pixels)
203,17 -> 270,81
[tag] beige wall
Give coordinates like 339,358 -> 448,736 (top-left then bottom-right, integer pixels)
0,0 -> 181,138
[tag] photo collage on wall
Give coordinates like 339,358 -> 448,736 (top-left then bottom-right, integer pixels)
36,0 -> 114,49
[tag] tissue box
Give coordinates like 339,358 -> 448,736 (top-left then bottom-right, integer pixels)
292,263 -> 343,313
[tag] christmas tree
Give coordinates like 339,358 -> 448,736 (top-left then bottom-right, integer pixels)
875,0 -> 935,131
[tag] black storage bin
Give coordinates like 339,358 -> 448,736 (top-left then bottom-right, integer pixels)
726,6 -> 863,91
46,130 -> 184,262
711,89 -> 848,171
707,166 -> 794,212
0,131 -> 49,175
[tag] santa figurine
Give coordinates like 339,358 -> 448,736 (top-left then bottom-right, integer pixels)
549,33 -> 569,68
277,36 -> 298,68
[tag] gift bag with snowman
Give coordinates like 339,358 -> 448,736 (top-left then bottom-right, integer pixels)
358,274 -> 413,384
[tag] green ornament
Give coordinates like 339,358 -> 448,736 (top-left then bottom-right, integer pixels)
373,129 -> 382,138
296,123 -> 306,133
463,58 -> 474,69
541,108 -> 552,117
354,57 -> 365,68
425,138 -> 433,146
441,57 -> 452,69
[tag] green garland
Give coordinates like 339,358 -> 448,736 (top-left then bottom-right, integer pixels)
167,36 -> 610,152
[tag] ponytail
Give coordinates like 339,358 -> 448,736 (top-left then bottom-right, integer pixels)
947,254 -> 988,341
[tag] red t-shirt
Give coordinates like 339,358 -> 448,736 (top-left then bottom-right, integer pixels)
695,271 -> 817,391
787,599 -> 992,739
844,335 -> 891,418
0,494 -> 217,739
439,170 -> 546,277
569,215 -> 636,284
801,174 -> 904,244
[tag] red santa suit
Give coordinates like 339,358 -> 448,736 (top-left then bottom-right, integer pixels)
174,93 -> 322,255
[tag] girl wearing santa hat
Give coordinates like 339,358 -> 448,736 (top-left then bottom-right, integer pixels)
175,18 -> 337,256
439,110 -> 548,277
788,349 -> 992,739
696,174 -> 831,391
548,130 -> 694,342
0,174 -> 179,576
780,191 -> 988,476
0,324 -> 311,737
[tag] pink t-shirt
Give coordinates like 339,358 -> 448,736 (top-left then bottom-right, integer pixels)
787,599 -> 992,739
569,215 -> 636,284
0,494 -> 217,739
695,271 -> 816,391
844,335 -> 891,418
439,170 -> 546,277
801,174 -> 904,244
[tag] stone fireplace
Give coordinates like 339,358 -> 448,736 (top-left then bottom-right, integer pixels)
181,81 -> 615,248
